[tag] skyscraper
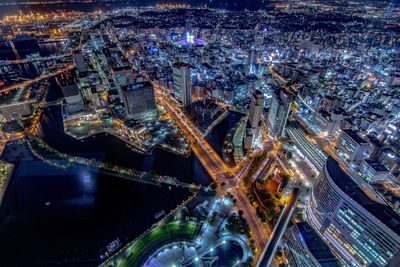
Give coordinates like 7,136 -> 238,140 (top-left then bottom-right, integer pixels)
173,62 -> 192,107
267,88 -> 293,138
247,90 -> 264,144
122,82 -> 157,120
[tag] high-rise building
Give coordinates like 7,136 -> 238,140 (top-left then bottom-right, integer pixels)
173,62 -> 192,107
282,221 -> 339,267
122,82 -> 157,120
306,157 -> 400,267
246,48 -> 255,75
267,88 -> 293,138
247,89 -> 263,146
72,49 -> 87,73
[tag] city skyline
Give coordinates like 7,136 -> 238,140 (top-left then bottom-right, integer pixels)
0,1 -> 399,267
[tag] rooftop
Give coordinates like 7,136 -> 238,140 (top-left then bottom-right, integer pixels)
173,62 -> 188,68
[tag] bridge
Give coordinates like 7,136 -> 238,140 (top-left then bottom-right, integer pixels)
0,64 -> 75,93
27,137 -> 201,191
257,187 -> 300,267
0,54 -> 69,65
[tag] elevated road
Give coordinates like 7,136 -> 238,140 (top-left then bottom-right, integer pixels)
0,64 -> 75,93
0,54 -> 69,65
257,187 -> 300,267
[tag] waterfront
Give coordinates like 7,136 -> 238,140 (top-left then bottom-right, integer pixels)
0,1 -> 270,18
0,100 -> 213,266
0,146 -> 193,266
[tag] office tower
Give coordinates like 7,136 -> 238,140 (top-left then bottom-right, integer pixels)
267,88 -> 293,138
72,49 -> 87,73
360,159 -> 389,182
122,82 -> 157,119
307,157 -> 400,267
173,62 -> 192,107
247,90 -> 263,146
336,129 -> 370,163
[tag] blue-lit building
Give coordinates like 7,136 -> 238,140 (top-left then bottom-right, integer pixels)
307,157 -> 400,267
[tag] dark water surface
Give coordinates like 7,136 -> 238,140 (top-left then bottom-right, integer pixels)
0,102 -> 213,266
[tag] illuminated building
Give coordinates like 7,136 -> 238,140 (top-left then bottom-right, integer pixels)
172,62 -> 192,107
246,48 -> 255,75
267,88 -> 293,138
246,89 -> 263,148
0,102 -> 32,121
311,109 -> 345,137
122,82 -> 157,120
282,222 -> 339,267
360,159 -> 389,183
319,95 -> 341,112
378,148 -> 400,174
0,86 -> 34,121
307,157 -> 400,267
336,129 -> 370,163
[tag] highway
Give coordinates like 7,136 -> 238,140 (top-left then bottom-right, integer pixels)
257,187 -> 300,267
153,84 -> 270,257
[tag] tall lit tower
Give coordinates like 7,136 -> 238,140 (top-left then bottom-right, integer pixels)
267,88 -> 293,138
172,62 -> 192,107
248,90 -> 264,142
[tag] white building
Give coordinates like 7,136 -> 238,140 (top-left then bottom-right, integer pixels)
267,88 -> 293,138
173,62 -> 192,107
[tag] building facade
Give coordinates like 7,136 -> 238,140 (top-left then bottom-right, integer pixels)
282,222 -> 339,267
306,157 -> 400,267
336,129 -> 370,163
122,82 -> 157,120
267,88 -> 293,138
247,89 -> 264,145
173,62 -> 192,107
